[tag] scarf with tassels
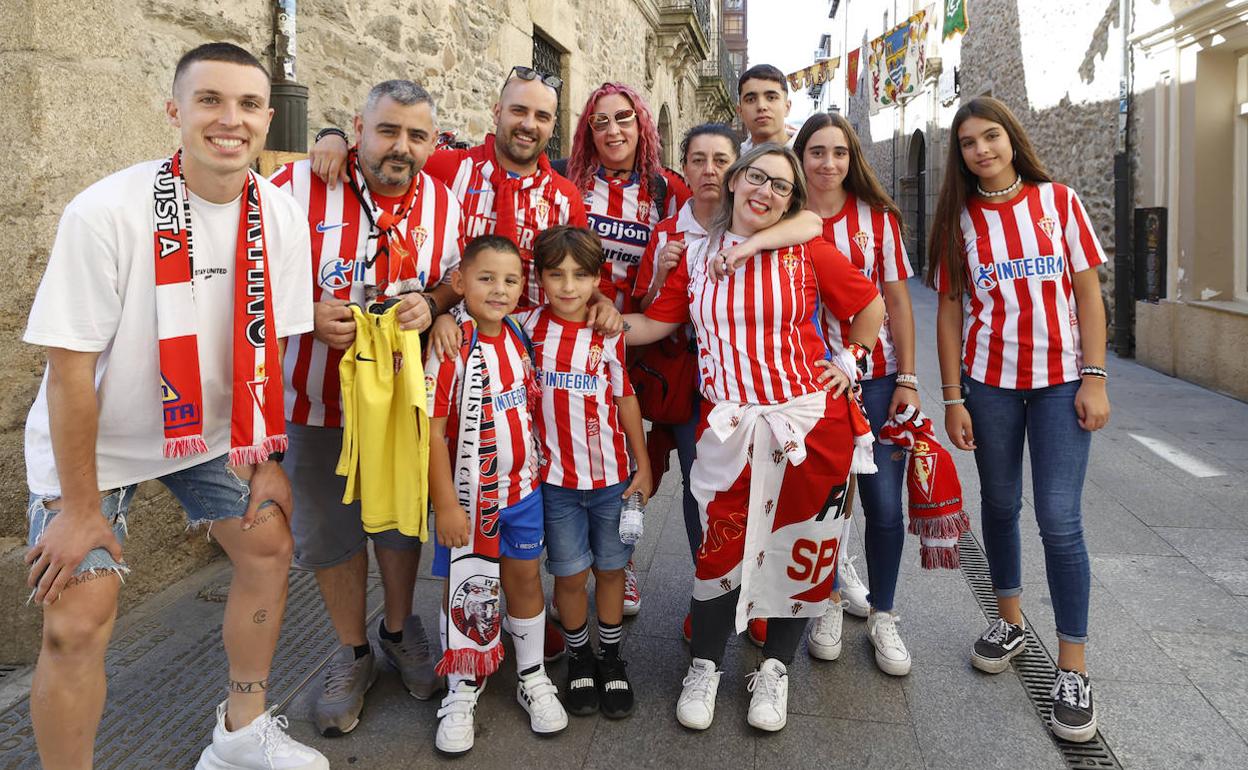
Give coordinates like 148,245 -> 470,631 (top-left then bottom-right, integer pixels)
877,405 -> 971,568
153,151 -> 286,466
483,134 -> 558,307
345,148 -> 424,301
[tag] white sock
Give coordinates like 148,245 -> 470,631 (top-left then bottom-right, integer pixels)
507,610 -> 546,675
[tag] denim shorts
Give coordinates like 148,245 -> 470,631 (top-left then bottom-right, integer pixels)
26,453 -> 255,579
542,481 -> 634,577
431,488 -> 545,578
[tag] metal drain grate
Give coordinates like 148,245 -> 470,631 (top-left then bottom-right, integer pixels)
958,530 -> 1123,770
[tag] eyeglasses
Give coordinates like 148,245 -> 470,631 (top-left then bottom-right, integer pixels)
588,109 -> 637,133
741,165 -> 795,197
505,65 -> 563,93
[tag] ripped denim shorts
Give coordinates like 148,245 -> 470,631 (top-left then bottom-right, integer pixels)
26,453 -> 252,579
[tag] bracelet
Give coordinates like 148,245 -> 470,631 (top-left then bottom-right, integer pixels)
422,292 -> 439,317
896,383 -> 918,392
941,398 -> 966,406
1079,365 -> 1107,379
895,373 -> 918,386
315,126 -> 348,144
941,383 -> 962,391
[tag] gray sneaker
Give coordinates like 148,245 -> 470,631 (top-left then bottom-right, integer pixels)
313,645 -> 378,737
378,614 -> 445,700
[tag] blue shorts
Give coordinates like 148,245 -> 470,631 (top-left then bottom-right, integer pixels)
542,481 -> 634,577
26,453 -> 257,579
432,488 -> 545,577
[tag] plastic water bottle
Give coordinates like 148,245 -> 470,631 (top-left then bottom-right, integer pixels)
619,493 -> 645,544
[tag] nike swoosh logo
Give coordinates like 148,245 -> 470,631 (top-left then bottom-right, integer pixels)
316,221 -> 346,232
355,354 -> 376,362
466,188 -> 490,195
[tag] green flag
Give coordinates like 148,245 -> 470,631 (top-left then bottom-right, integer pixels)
943,0 -> 969,40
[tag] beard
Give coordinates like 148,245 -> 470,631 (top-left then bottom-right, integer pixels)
365,152 -> 416,188
496,127 -> 547,166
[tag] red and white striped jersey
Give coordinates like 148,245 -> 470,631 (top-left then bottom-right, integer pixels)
632,202 -> 704,305
935,182 -> 1106,389
589,169 -> 691,313
516,307 -> 635,489
424,136 -> 588,310
426,322 -> 541,507
817,194 -> 913,380
271,159 -> 461,427
647,234 -> 879,406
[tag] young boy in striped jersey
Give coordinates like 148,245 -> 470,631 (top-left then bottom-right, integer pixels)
516,226 -> 651,718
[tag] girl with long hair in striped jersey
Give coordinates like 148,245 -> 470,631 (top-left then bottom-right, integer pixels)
926,96 -> 1110,743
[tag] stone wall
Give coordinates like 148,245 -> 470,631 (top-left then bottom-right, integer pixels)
0,0 -> 721,662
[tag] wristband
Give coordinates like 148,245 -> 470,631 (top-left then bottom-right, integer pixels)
941,383 -> 961,391
895,373 -> 918,387
267,451 -> 285,464
1079,365 -> 1107,379
422,292 -> 439,317
315,126 -> 348,144
896,383 -> 918,392
941,398 -> 966,406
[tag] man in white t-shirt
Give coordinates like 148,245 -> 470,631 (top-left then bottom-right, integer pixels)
21,43 -> 326,770
737,64 -> 795,152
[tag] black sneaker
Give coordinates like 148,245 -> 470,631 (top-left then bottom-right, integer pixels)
596,652 -> 635,719
1050,669 -> 1097,743
971,617 -> 1026,673
564,648 -> 599,716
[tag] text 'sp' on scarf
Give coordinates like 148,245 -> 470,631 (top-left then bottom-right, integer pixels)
153,150 -> 287,466
878,405 -> 971,569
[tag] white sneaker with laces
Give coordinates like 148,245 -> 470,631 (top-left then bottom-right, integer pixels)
807,599 -> 847,660
676,658 -> 721,730
516,667 -> 569,734
746,658 -> 789,732
196,701 -> 328,770
623,560 -> 641,616
838,556 -> 870,618
435,680 -> 484,756
866,611 -> 912,676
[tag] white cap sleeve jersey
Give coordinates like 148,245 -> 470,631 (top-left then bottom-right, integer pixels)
23,160 -> 313,496
817,194 -> 914,379
950,182 -> 1107,390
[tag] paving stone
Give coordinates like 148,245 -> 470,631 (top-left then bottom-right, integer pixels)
1093,554 -> 1248,635
1192,682 -> 1248,745
754,713 -> 924,769
1154,527 -> 1248,596
785,626 -> 911,724
1148,630 -> 1248,687
1096,680 -> 1248,769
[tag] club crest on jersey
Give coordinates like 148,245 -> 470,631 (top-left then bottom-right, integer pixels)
532,196 -> 550,222
449,574 -> 501,646
1037,216 -> 1057,239
852,230 -> 872,254
636,200 -> 652,223
587,343 -> 604,372
409,225 -> 428,253
912,439 -> 936,501
781,247 -> 800,275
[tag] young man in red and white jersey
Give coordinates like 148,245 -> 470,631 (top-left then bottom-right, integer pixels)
21,43 -> 326,769
270,79 -> 461,737
737,64 -> 794,153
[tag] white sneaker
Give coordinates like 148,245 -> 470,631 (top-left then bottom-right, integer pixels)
623,560 -> 641,616
746,658 -> 789,732
867,611 -> 912,676
435,680 -> 484,755
196,701 -> 328,770
807,599 -> 847,661
676,658 -> 721,730
838,556 -> 870,618
516,667 -> 568,734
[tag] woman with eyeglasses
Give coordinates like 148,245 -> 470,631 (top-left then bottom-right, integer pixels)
792,112 -> 917,677
624,143 -> 884,733
926,96 -> 1110,743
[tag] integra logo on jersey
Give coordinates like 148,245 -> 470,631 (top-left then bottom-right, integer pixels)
589,214 -> 651,248
319,258 -> 364,291
974,255 -> 1066,291
494,386 -> 527,411
538,369 -> 601,393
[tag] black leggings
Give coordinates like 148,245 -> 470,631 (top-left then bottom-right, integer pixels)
689,588 -> 809,666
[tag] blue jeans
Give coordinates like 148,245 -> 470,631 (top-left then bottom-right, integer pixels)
672,395 -> 702,563
857,375 -> 907,612
542,481 -> 634,576
963,377 -> 1091,643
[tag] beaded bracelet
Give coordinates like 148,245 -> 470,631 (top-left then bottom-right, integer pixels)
315,126 -> 348,144
942,398 -> 966,406
1080,365 -> 1107,379
895,373 -> 919,387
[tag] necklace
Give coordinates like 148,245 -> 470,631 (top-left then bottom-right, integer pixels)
977,174 -> 1022,198
601,165 -> 633,178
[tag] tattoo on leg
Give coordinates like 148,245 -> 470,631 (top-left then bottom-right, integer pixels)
64,569 -> 119,589
248,507 -> 282,529
252,609 -> 268,624
227,678 -> 269,694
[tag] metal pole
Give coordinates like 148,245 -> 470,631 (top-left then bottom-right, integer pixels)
1112,0 -> 1134,356
267,0 -> 309,152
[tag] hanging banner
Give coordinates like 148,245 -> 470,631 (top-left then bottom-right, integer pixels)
943,0 -> 969,41
868,8 -> 929,110
846,47 -> 861,96
787,58 -> 839,92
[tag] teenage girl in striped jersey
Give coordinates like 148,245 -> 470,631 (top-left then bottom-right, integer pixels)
626,143 -> 884,733
926,96 -> 1110,743
794,112 -> 917,677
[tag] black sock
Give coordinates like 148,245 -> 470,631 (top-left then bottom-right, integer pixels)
598,618 -> 623,658
519,664 -> 541,678
379,617 -> 403,643
352,643 -> 371,660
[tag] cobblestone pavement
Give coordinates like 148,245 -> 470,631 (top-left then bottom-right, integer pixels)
2,283 -> 1246,768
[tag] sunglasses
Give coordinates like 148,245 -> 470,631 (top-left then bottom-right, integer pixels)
741,165 -> 795,197
505,65 -> 563,93
588,109 -> 637,132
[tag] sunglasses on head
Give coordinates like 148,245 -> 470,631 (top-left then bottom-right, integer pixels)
588,109 -> 637,132
506,65 -> 563,93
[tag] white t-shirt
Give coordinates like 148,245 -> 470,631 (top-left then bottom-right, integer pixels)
740,133 -> 796,153
23,160 -> 313,495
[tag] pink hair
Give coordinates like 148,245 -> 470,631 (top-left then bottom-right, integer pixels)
567,83 -> 664,197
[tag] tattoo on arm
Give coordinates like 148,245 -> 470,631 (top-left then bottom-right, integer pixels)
252,609 -> 268,624
227,678 -> 269,694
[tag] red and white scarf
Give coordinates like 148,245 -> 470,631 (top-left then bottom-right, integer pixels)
436,320 -> 506,678
345,148 -> 424,301
153,151 -> 286,465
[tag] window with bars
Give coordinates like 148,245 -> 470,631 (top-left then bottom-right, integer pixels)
532,31 -> 564,159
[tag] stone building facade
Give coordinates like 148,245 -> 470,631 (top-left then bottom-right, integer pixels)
0,0 -> 736,663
